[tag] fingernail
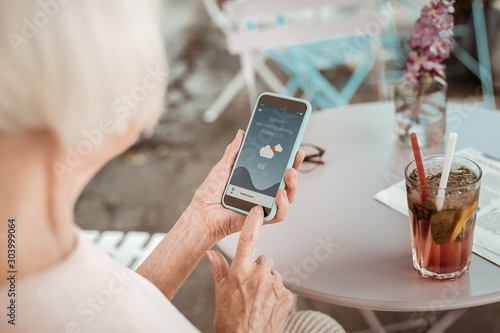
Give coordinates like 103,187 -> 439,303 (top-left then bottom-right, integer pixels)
251,206 -> 263,214
206,251 -> 213,261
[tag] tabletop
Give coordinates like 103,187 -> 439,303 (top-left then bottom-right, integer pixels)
217,101 -> 500,312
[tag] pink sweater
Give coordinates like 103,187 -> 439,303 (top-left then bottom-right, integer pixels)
0,229 -> 199,332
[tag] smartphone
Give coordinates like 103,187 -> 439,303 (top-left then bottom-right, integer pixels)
222,92 -> 311,221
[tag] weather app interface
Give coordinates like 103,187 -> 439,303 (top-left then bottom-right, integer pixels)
226,102 -> 305,209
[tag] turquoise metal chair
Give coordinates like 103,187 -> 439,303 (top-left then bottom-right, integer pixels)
201,0 -> 387,120
265,35 -> 379,110
249,2 -> 387,110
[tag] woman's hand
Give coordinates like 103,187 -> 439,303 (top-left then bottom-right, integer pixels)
190,130 -> 305,242
207,206 -> 294,333
137,130 -> 303,300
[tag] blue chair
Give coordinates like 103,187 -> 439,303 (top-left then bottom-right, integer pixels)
201,0 -> 387,120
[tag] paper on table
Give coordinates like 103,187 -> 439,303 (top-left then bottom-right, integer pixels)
374,147 -> 500,267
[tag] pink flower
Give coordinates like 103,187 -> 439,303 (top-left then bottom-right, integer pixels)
428,38 -> 452,61
431,0 -> 455,12
408,19 -> 439,50
437,13 -> 454,32
405,0 -> 454,88
406,51 -> 445,77
406,51 -> 420,73
405,71 -> 420,89
420,5 -> 453,33
422,5 -> 447,20
422,61 -> 446,79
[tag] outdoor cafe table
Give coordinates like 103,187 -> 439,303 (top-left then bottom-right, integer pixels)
216,101 -> 500,333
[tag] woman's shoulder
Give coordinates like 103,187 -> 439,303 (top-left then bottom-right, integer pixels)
0,229 -> 200,332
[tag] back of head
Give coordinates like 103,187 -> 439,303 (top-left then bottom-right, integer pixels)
0,0 -> 167,146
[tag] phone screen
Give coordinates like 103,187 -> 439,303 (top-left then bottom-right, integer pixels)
223,97 -> 307,216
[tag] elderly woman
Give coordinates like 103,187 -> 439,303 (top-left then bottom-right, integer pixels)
0,1 -> 346,332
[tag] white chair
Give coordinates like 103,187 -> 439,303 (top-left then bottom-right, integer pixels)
201,0 -> 286,122
82,230 -> 166,270
201,0 -> 387,122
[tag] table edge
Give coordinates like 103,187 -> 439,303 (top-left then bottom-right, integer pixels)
286,282 -> 500,312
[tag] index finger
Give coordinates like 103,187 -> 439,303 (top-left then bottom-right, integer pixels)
233,206 -> 264,268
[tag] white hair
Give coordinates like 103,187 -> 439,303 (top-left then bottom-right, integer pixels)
0,0 -> 167,145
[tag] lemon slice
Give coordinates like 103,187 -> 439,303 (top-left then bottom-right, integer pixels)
449,200 -> 477,242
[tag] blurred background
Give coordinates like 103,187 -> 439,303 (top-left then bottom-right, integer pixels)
75,0 -> 500,332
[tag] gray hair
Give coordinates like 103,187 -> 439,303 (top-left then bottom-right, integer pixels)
0,0 -> 167,145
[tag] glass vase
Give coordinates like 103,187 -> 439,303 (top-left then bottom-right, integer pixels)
394,76 -> 447,147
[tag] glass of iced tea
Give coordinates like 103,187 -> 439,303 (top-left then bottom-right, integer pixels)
404,155 -> 482,281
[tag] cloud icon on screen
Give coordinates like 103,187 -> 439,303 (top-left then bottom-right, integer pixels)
259,144 -> 284,159
260,145 -> 274,159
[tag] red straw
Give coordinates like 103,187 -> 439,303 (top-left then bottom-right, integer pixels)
410,133 -> 429,202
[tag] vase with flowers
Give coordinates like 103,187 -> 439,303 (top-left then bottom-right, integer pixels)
395,0 -> 455,147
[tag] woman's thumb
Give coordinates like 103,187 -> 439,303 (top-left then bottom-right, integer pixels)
206,250 -> 229,287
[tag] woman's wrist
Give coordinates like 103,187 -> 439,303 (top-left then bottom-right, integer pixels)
180,203 -> 221,249
136,204 -> 219,299
181,198 -> 234,244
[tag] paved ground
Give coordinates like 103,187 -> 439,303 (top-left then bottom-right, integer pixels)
75,1 -> 500,332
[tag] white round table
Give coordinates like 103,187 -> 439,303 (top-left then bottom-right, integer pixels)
217,101 -> 500,331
